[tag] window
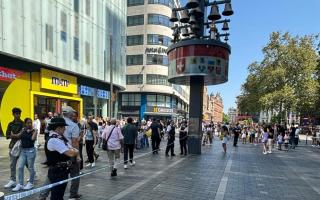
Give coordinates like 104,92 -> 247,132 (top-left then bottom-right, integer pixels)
146,54 -> 168,66
147,95 -> 157,106
85,42 -> 90,65
127,35 -> 144,46
128,0 -> 144,7
60,12 -> 67,42
127,15 -> 144,26
45,24 -> 53,52
146,74 -> 170,85
74,37 -> 79,61
148,14 -> 171,28
148,0 -> 173,8
74,0 -> 79,13
126,74 -> 143,85
85,0 -> 90,16
147,94 -> 171,107
122,93 -> 141,106
74,15 -> 79,36
127,55 -> 143,65
147,34 -> 171,46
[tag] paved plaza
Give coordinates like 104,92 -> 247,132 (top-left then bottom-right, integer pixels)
0,135 -> 320,200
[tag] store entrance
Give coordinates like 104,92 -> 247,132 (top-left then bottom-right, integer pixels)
34,95 -> 80,119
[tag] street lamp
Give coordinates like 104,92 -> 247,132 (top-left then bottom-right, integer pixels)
167,0 -> 234,154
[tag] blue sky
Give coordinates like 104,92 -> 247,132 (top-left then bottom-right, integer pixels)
181,0 -> 320,112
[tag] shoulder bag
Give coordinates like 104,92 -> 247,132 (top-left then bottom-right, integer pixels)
102,126 -> 116,151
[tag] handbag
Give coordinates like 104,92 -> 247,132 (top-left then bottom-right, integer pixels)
102,127 -> 116,151
10,140 -> 22,157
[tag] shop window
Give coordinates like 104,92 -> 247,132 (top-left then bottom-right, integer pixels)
147,94 -> 157,106
147,94 -> 171,108
128,0 -> 144,7
122,93 -> 141,106
127,35 -> 144,46
127,15 -> 144,26
127,54 -> 143,66
147,34 -> 171,46
45,24 -> 53,52
126,74 -> 143,85
146,54 -> 168,66
165,96 -> 171,108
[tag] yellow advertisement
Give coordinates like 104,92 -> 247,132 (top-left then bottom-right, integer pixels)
41,68 -> 77,94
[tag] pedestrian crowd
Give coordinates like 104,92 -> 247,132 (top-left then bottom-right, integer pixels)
3,106 -> 191,200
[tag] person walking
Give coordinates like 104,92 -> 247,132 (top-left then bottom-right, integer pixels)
97,122 -> 104,148
179,120 -> 188,155
84,115 -> 98,168
289,124 -> 296,149
4,108 -> 24,189
232,124 -> 241,147
62,106 -> 82,200
267,126 -> 274,153
102,119 -> 124,177
122,117 -> 138,169
41,112 -> 54,166
221,126 -> 229,153
46,117 -> 79,200
150,118 -> 161,154
262,127 -> 269,154
165,121 -> 176,157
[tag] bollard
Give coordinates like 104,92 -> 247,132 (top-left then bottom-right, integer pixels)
0,192 -> 4,200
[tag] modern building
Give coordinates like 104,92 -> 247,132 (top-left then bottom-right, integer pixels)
228,107 -> 237,124
0,0 -> 126,136
202,86 -> 223,123
119,0 -> 189,121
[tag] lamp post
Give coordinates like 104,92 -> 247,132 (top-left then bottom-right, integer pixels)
167,0 -> 234,154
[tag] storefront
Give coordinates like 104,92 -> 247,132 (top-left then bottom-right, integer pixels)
79,85 -> 110,117
0,66 -> 82,136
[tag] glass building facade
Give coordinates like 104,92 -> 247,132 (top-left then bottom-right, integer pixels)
0,0 -> 126,136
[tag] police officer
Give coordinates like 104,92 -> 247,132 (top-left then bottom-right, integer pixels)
165,121 -> 176,157
46,117 -> 79,200
179,120 -> 188,155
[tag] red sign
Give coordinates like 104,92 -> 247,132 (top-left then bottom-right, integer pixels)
0,66 -> 24,82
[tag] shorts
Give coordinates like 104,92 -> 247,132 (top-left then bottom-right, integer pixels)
107,149 -> 120,159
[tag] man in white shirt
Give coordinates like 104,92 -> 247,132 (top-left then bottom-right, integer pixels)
33,114 -> 41,148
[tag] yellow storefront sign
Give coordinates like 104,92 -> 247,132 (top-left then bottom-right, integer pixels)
41,68 -> 77,94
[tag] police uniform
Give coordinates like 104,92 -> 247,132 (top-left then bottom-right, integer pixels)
46,125 -> 72,200
165,123 -> 176,156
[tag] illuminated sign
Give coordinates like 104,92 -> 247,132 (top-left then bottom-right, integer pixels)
0,66 -> 24,82
41,69 -> 77,94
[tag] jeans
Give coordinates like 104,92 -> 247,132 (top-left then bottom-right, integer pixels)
9,149 -> 19,181
143,136 -> 149,148
69,157 -> 80,197
18,148 -> 36,185
85,140 -> 95,163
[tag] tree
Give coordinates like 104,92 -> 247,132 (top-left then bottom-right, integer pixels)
223,113 -> 230,123
239,32 -> 320,123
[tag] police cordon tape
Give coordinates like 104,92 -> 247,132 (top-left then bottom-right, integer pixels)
4,135 -> 190,200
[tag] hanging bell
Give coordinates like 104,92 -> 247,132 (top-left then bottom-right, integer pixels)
179,10 -> 190,23
190,7 -> 204,18
222,21 -> 229,31
189,15 -> 197,25
191,23 -> 201,31
186,0 -> 199,9
208,4 -> 221,21
181,27 -> 189,37
170,10 -> 178,22
222,3 -> 234,16
224,35 -> 229,42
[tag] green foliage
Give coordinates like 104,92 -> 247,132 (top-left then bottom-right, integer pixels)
223,113 -> 230,123
239,32 -> 320,120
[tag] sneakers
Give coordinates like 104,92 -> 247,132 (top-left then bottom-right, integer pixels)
23,182 -> 33,190
12,184 -> 23,192
91,162 -> 95,167
263,151 -> 267,155
86,163 -> 95,167
4,180 -> 16,188
129,161 -> 136,166
124,164 -> 128,169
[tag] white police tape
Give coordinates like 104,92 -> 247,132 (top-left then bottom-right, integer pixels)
4,136 -> 187,200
